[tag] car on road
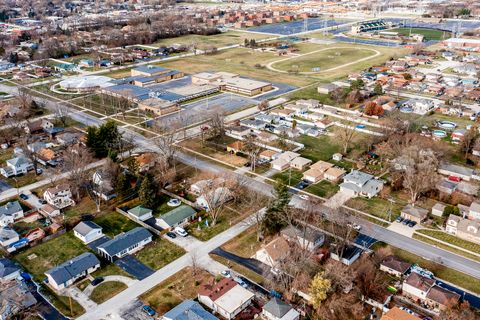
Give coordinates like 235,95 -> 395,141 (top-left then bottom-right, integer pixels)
395,216 -> 403,223
298,194 -> 309,201
19,194 -> 28,200
142,305 -> 156,317
221,270 -> 231,278
91,277 -> 104,286
174,227 -> 188,237
167,199 -> 181,207
166,232 -> 177,239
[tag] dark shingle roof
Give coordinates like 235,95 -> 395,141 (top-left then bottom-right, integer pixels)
263,298 -> 293,318
163,300 -> 218,320
97,227 -> 152,257
45,252 -> 100,285
0,258 -> 21,278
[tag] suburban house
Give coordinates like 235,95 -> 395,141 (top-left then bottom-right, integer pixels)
289,157 -> 312,171
190,178 -> 224,196
270,151 -> 301,171
127,205 -> 153,221
196,187 -> 233,211
380,256 -> 412,277
402,272 -> 435,301
380,307 -> 419,320
24,119 -> 54,134
97,227 -> 152,262
280,225 -> 325,252
255,236 -> 290,272
0,258 -> 21,281
0,227 -> 20,247
425,285 -> 460,311
92,170 -> 117,201
438,163 -> 475,182
0,201 -> 24,227
324,167 -> 346,182
0,157 -> 33,178
468,201 -> 480,220
339,170 -> 383,198
330,244 -> 362,266
303,161 -> 333,183
198,278 -> 255,320
73,221 -> 104,244
156,205 -> 196,230
400,204 -> 429,223
445,214 -> 480,244
45,252 -> 100,290
262,298 -> 300,320
44,184 -> 75,209
162,300 -> 219,320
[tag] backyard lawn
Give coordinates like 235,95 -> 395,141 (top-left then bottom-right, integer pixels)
139,267 -> 214,315
93,211 -> 140,237
221,226 -> 262,258
346,196 -> 406,221
135,238 -> 186,270
296,135 -> 341,162
90,281 -> 128,304
14,231 -> 88,281
271,169 -> 304,186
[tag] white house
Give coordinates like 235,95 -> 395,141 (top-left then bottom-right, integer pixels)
45,252 -> 100,291
445,214 -> 480,244
0,157 -> 33,178
198,278 -> 255,320
339,170 -> 383,198
196,187 -> 233,211
280,225 -> 325,252
0,258 -> 21,282
262,298 -> 300,320
402,272 -> 435,301
0,201 -> 24,227
44,184 -> 75,209
92,170 -> 117,201
330,244 -> 362,266
97,227 -> 152,262
73,221 -> 104,244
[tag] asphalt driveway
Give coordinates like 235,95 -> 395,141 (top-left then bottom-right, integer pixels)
114,255 -> 154,280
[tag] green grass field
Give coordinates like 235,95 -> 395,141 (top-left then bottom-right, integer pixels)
135,238 -> 186,270
93,211 -> 140,237
152,31 -> 270,48
90,281 -> 128,304
272,47 -> 376,73
389,28 -> 451,41
416,229 -> 480,255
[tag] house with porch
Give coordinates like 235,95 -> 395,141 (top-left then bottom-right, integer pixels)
44,184 -> 75,209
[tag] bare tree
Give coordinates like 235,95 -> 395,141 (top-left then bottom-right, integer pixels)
397,145 -> 439,203
459,126 -> 478,160
152,122 -> 179,167
243,134 -> 262,172
327,207 -> 356,260
208,106 -> 225,142
63,146 -> 94,200
336,120 -> 357,154
20,138 -> 39,176
54,104 -> 69,127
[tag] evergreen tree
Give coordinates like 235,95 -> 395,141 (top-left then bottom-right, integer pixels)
85,120 -> 121,158
373,83 -> 383,95
261,180 -> 290,235
138,174 -> 157,208
115,173 -> 131,199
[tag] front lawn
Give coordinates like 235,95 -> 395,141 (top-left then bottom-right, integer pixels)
14,231 -> 88,281
416,229 -> 480,255
91,263 -> 131,278
135,238 -> 186,270
139,267 -> 214,315
93,211 -> 140,237
271,169 -> 304,186
345,196 -> 406,221
221,226 -> 262,258
186,207 -> 247,241
305,180 -> 339,198
90,281 -> 128,304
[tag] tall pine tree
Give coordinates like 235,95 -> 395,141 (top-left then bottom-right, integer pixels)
138,174 -> 157,209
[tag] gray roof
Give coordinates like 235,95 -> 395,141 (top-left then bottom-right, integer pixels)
0,227 -> 19,242
0,258 -> 21,278
343,170 -> 374,187
133,65 -> 168,74
159,205 -> 196,227
439,163 -> 474,177
45,252 -> 100,285
73,221 -> 102,236
6,157 -> 30,168
97,227 -> 152,257
164,299 -> 218,320
402,204 -> 429,219
0,201 -> 23,217
263,298 -> 293,318
127,206 -> 152,218
281,225 -> 324,244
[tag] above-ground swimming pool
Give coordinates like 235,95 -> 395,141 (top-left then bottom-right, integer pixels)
437,120 -> 457,130
432,130 -> 447,138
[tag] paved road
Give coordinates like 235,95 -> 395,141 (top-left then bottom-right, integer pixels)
210,247 -> 271,276
26,281 -> 68,320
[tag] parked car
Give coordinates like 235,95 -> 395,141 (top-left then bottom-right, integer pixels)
395,216 -> 403,223
408,221 -> 417,228
19,194 -> 28,200
402,219 -> 411,225
166,232 -> 177,239
298,194 -> 309,201
221,270 -> 231,278
91,277 -> 104,286
38,199 -> 47,205
142,305 -> 156,317
174,227 -> 188,237
234,277 -> 248,288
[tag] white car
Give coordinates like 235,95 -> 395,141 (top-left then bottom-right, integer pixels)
348,223 -> 362,231
298,194 -> 309,201
174,227 -> 188,237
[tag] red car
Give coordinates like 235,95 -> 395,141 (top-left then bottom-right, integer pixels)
448,176 -> 461,182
